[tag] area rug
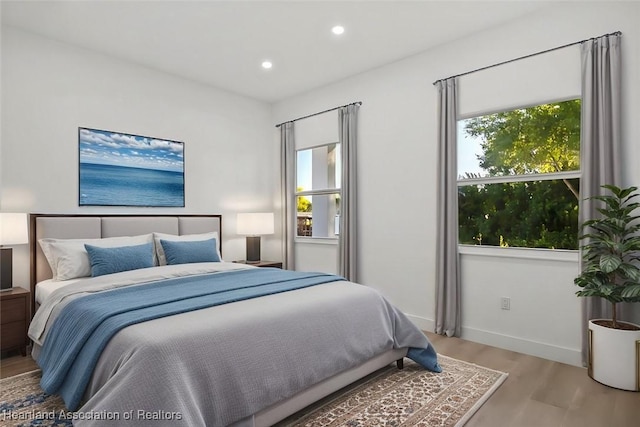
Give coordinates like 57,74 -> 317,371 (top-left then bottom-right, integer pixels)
277,355 -> 508,426
0,355 -> 507,427
0,370 -> 69,427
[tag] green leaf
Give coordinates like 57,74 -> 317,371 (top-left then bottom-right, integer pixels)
617,185 -> 638,199
602,184 -> 624,194
619,263 -> 640,282
621,284 -> 640,298
599,254 -> 622,273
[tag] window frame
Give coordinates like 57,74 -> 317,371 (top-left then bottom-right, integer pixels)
456,97 -> 582,251
295,141 -> 341,242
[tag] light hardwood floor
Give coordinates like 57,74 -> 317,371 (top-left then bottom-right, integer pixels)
424,332 -> 639,427
1,334 -> 638,426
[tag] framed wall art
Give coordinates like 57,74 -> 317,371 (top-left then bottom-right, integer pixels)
79,127 -> 185,207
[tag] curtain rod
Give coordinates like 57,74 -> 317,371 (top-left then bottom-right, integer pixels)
275,101 -> 362,128
432,30 -> 621,86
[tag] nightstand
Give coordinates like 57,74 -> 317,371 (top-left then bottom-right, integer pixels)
234,260 -> 283,269
0,287 -> 30,356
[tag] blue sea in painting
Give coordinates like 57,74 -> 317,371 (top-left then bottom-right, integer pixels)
80,163 -> 184,207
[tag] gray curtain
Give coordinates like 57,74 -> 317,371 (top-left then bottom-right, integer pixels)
280,122 -> 296,270
338,104 -> 359,281
435,78 -> 461,337
579,33 -> 625,364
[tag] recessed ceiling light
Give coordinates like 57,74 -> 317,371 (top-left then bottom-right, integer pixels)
261,61 -> 273,69
332,25 -> 345,35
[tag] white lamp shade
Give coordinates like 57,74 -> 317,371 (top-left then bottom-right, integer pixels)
0,213 -> 28,245
237,213 -> 274,236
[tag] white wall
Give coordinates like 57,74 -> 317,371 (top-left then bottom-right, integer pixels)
272,1 -> 640,365
0,27 -> 277,288
460,247 -> 581,365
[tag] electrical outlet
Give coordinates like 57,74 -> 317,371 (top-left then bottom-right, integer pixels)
500,297 -> 511,310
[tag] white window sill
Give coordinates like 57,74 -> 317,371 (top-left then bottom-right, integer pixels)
458,244 -> 579,262
295,237 -> 339,245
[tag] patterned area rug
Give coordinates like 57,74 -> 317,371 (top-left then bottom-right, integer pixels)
277,356 -> 508,426
0,355 -> 507,427
0,370 -> 70,427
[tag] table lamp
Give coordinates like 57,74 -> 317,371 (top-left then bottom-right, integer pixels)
237,213 -> 274,263
0,213 -> 29,290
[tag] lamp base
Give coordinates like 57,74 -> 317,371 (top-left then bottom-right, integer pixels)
0,247 -> 13,290
246,236 -> 261,263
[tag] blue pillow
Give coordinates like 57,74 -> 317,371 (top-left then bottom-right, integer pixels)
160,238 -> 221,265
84,242 -> 154,277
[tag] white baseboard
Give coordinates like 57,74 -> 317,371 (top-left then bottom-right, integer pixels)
406,314 -> 435,332
460,326 -> 582,367
405,314 -> 582,367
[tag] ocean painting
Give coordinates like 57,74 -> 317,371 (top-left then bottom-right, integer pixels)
79,128 -> 184,207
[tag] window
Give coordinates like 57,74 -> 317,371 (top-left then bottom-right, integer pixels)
457,99 -> 581,250
296,143 -> 341,238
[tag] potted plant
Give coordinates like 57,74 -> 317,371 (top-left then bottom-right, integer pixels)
575,184 -> 640,391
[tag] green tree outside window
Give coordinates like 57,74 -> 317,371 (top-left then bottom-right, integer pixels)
458,99 -> 581,250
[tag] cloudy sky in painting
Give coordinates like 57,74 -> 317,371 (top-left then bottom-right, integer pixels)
79,128 -> 184,173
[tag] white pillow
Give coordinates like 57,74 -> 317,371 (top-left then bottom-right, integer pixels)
39,234 -> 154,281
154,232 -> 222,265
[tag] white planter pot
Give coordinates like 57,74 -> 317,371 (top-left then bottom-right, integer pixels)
588,319 -> 640,391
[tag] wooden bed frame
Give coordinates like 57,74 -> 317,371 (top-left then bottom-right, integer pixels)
29,213 -> 407,426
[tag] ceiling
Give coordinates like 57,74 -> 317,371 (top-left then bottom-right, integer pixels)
1,1 -> 550,103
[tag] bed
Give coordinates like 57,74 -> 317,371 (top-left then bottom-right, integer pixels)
28,214 -> 441,427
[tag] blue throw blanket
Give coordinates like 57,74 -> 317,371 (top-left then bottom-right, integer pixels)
37,268 -> 440,411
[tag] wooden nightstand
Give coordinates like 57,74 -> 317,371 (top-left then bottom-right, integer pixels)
234,260 -> 283,269
0,287 -> 30,356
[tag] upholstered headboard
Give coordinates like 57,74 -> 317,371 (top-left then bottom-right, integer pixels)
29,214 -> 222,314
